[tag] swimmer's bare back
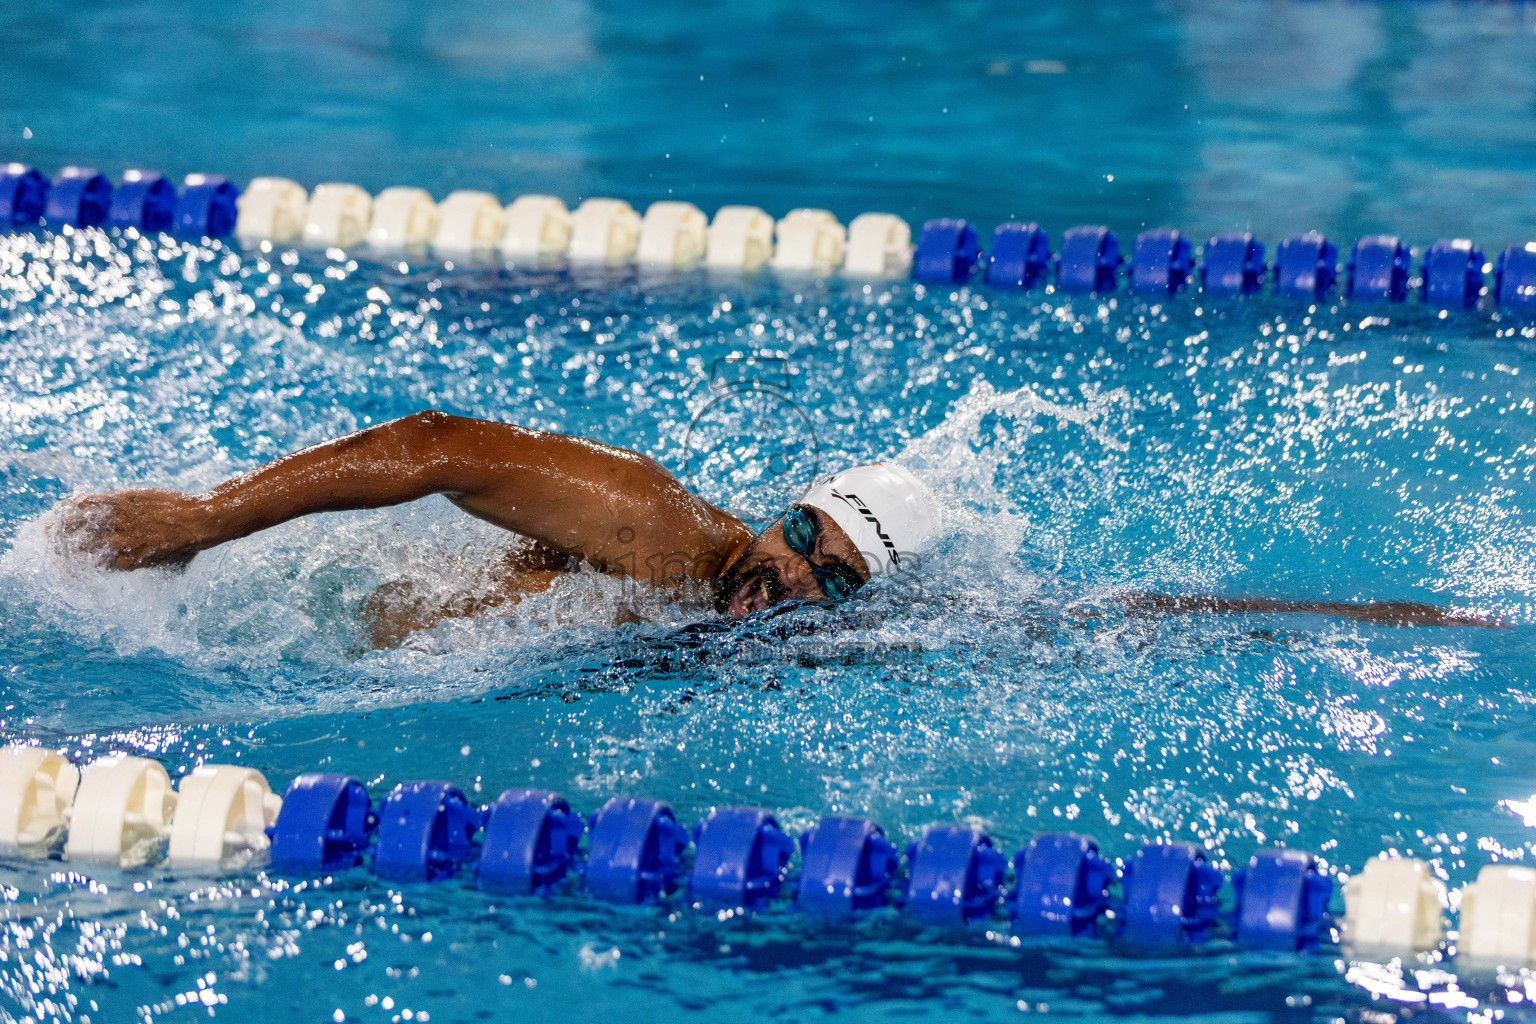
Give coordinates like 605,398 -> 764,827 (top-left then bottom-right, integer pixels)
55,411 -> 757,641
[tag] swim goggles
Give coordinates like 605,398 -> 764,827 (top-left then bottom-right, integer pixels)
782,506 -> 866,603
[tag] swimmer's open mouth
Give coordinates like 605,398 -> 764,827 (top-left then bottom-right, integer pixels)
727,566 -> 783,619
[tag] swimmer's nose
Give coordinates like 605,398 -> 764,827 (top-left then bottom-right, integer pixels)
777,554 -> 817,597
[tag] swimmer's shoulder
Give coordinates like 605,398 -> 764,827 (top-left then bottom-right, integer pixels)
700,498 -> 755,548
543,432 -> 753,575
577,437 -> 754,554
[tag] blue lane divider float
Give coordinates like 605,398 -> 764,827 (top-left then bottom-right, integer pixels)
1120,842 -> 1224,944
368,776 -> 476,884
174,174 -> 240,238
913,218 -> 981,284
268,772 -> 377,873
904,825 -> 1008,925
373,781 -> 481,882
1421,238 -> 1485,309
44,167 -> 111,228
1057,225 -> 1121,293
476,788 -> 584,895
985,222 -> 1052,290
585,796 -> 690,904
1274,231 -> 1338,298
0,164 -> 49,227
690,806 -> 794,910
1130,228 -> 1193,295
797,816 -> 899,917
110,171 -> 179,233
1347,234 -> 1411,302
1233,847 -> 1333,950
1497,243 -> 1536,308
1201,232 -> 1267,295
1010,832 -> 1114,937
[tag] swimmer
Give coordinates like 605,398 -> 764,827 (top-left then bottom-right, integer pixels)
53,411 -> 1501,645
53,411 -> 936,645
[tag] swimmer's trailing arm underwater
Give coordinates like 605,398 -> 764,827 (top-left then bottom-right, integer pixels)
52,411 -> 1502,644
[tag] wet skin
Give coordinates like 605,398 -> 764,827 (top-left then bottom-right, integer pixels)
52,411 -> 871,643
52,411 -> 1503,645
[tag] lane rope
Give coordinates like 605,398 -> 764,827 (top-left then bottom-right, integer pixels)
5,746 -> 1532,962
2,162 -> 1533,309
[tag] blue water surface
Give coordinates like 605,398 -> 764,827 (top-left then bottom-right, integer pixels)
3,2 -> 1536,1022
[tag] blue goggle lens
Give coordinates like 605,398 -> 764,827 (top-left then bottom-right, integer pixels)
783,507 -> 817,554
782,507 -> 863,603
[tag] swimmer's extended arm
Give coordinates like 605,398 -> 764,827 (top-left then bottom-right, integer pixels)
60,411 -> 751,575
1120,592 -> 1505,627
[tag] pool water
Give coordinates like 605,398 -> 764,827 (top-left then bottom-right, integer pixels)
3,1 -> 1536,1022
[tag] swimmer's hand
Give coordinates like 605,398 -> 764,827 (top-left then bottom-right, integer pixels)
1119,592 -> 1506,628
51,489 -> 215,570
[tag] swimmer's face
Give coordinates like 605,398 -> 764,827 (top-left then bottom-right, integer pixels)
715,505 -> 873,619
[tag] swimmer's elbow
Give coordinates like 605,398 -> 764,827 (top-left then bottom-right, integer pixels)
394,409 -> 526,456
348,410 -> 464,460
383,409 -> 482,473
398,408 -> 460,440
407,408 -> 454,429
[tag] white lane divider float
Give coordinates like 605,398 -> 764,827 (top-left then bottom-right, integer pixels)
209,178 -> 895,280
771,208 -> 846,274
569,198 -> 642,266
65,754 -> 177,867
845,212 -> 914,278
1458,864 -> 1536,963
368,186 -> 439,249
303,183 -> 372,248
705,205 -> 775,272
637,201 -> 708,268
500,195 -> 571,262
433,190 -> 505,254
234,177 -> 309,247
0,745 -> 80,856
1343,855 -> 1447,952
167,765 -> 282,870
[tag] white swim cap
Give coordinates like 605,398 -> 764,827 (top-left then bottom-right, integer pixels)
797,463 -> 940,577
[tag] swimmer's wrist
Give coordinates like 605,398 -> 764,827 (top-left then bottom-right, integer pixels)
190,495 -> 241,550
